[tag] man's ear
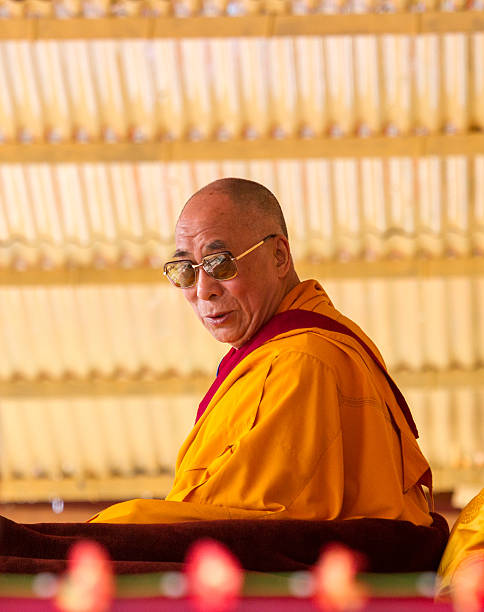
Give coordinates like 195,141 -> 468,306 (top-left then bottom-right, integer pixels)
273,235 -> 292,276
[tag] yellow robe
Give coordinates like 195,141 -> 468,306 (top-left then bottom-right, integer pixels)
437,488 -> 484,596
90,280 -> 432,525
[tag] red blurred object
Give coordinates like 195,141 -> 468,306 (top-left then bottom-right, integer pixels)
451,552 -> 484,612
185,538 -> 244,612
55,540 -> 114,612
313,543 -> 368,612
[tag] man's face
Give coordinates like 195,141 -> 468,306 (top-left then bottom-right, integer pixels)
174,192 -> 281,348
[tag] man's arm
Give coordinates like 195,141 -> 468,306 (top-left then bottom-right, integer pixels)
178,350 -> 345,518
90,351 -> 344,523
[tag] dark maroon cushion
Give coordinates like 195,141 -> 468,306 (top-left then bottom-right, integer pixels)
0,512 -> 448,575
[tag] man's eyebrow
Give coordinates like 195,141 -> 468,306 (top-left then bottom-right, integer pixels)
206,240 -> 228,251
172,240 -> 228,259
172,249 -> 191,258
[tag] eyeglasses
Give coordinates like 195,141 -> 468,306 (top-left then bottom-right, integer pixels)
163,234 -> 277,289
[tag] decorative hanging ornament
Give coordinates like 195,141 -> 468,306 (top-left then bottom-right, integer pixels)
185,538 -> 244,612
312,543 -> 367,612
55,540 -> 114,612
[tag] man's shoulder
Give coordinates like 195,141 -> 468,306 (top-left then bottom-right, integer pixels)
268,327 -> 354,367
261,328 -> 383,401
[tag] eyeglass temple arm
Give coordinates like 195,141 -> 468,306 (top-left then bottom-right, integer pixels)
234,234 -> 277,262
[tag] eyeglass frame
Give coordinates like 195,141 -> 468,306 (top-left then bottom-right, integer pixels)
163,233 -> 278,288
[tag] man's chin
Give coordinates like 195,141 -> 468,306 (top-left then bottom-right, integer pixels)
204,323 -> 242,346
208,329 -> 239,345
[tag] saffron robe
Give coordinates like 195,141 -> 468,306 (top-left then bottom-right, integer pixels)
90,280 -> 432,525
437,487 -> 484,596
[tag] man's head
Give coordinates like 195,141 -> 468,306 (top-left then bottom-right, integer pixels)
170,178 -> 299,348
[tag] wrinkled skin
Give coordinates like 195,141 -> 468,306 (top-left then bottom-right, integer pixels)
174,189 -> 299,348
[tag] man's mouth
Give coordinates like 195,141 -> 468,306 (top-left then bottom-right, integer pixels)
204,312 -> 232,325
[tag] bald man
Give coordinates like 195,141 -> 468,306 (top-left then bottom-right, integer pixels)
90,178 -> 433,526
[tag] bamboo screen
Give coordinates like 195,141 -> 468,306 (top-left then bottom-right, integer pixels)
0,36 -> 482,142
0,4 -> 482,505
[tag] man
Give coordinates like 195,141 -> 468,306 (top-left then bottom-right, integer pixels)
90,177 -> 433,526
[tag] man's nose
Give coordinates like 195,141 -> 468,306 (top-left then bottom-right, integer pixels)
196,267 -> 223,300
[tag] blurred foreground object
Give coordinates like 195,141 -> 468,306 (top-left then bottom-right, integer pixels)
437,487 -> 484,608
185,539 -> 243,612
55,540 -> 114,612
451,552 -> 484,612
313,543 -> 368,612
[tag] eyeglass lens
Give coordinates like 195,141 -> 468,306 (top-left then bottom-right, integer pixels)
203,253 -> 237,281
165,252 -> 237,288
165,260 -> 196,288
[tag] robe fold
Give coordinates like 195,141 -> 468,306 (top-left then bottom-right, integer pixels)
90,280 -> 433,526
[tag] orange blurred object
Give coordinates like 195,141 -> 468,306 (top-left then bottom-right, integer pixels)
55,540 -> 114,612
185,538 -> 244,612
451,551 -> 484,612
313,543 -> 368,612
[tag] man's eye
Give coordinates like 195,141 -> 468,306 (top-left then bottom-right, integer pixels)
205,254 -> 228,272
